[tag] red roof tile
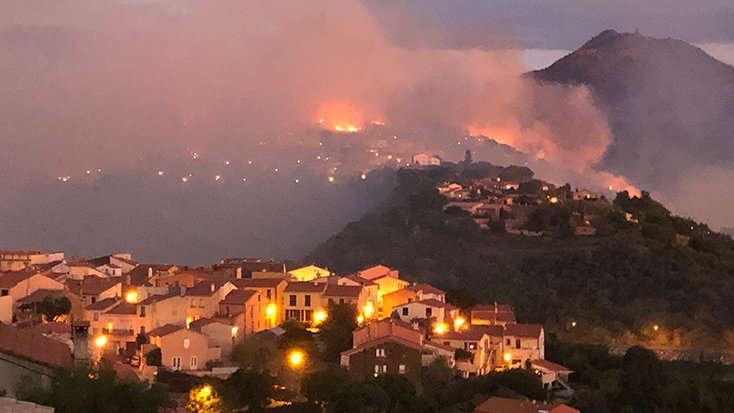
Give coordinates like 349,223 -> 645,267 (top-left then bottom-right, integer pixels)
0,271 -> 39,289
0,322 -> 72,368
185,280 -> 230,297
86,297 -> 121,311
231,278 -> 286,289
323,284 -> 363,298
16,289 -> 72,304
410,283 -> 445,296
341,334 -> 423,356
342,274 -> 377,286
220,289 -> 256,305
415,299 -> 457,310
474,397 -> 553,413
503,324 -> 543,338
66,275 -> 122,296
531,359 -> 572,373
105,302 -> 137,315
148,323 -> 186,337
138,293 -> 179,306
283,281 -> 327,293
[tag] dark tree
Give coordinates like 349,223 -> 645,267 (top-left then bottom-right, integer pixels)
464,149 -> 473,164
318,302 -> 358,362
37,295 -> 72,322
222,369 -> 276,412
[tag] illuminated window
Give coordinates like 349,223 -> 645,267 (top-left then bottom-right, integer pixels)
190,356 -> 198,370
183,338 -> 190,349
376,349 -> 386,357
399,364 -> 406,374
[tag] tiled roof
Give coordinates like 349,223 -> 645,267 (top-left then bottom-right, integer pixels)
185,280 -> 230,297
0,322 -> 72,368
410,283 -> 445,296
66,275 -> 121,296
283,281 -> 327,293
148,323 -> 186,337
86,297 -> 121,311
342,274 -> 377,286
105,302 -> 137,315
442,328 -> 491,341
549,405 -> 580,413
220,289 -> 256,305
474,397 -> 553,413
138,293 -> 178,306
531,359 -> 572,373
111,256 -> 138,267
415,299 -> 457,310
189,317 -> 230,331
471,311 -> 517,324
0,271 -> 38,289
16,289 -> 70,304
0,250 -> 42,255
323,284 -> 363,298
341,334 -> 423,356
424,341 -> 456,352
470,325 -> 505,337
31,321 -> 72,336
357,265 -> 398,280
503,324 -> 543,338
231,278 -> 285,288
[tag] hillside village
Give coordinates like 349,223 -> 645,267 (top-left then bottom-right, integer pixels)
0,249 -> 577,412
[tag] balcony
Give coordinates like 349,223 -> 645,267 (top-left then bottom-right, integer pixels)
102,328 -> 135,336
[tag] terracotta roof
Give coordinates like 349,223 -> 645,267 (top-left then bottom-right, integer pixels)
0,250 -> 42,255
185,280 -> 230,297
474,397 -> 553,413
549,405 -> 580,413
66,275 -> 122,296
220,289 -> 256,305
240,260 -> 286,273
470,325 -> 505,337
189,317 -> 230,331
442,328 -> 491,341
410,283 -> 445,296
323,284 -> 363,298
0,322 -> 72,369
415,299 -> 457,310
111,256 -> 138,267
231,278 -> 285,289
503,324 -> 543,338
471,311 -> 517,324
284,281 -> 327,293
357,265 -> 398,280
341,334 -> 423,357
342,274 -> 376,286
531,359 -> 572,373
16,289 -> 71,304
148,323 -> 186,337
424,341 -> 456,352
105,302 -> 137,315
138,293 -> 179,306
31,321 -> 72,336
86,296 -> 121,310
0,271 -> 39,289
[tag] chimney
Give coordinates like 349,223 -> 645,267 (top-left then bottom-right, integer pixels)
147,267 -> 153,279
72,321 -> 90,363
494,302 -> 498,314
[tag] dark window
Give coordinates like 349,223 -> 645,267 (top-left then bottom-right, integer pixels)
0,290 -> 8,296
140,326 -> 146,335
289,295 -> 297,306
139,306 -> 146,317
407,298 -> 412,303
258,294 -> 261,302
266,289 -> 272,300
286,309 -> 301,321
402,308 -> 408,316
90,296 -> 97,304
516,339 -> 521,348
305,295 -> 311,307
328,298 -> 334,305
425,308 -> 432,317
304,310 -> 313,322
506,339 -> 511,346
339,298 -> 344,304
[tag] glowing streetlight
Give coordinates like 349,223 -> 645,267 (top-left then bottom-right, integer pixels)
289,350 -> 304,367
363,303 -> 374,318
157,170 -> 164,176
434,324 -> 447,335
454,317 -> 465,330
96,335 -> 108,348
361,174 -> 366,180
328,176 -> 335,183
571,321 -> 577,327
231,326 -> 238,337
550,197 -> 558,204
357,315 -> 364,324
314,311 -> 327,324
266,303 -> 276,316
653,325 -> 659,331
125,291 -> 137,303
503,353 -> 512,363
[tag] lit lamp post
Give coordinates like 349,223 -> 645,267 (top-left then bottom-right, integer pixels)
231,326 -> 238,348
433,323 -> 447,335
125,291 -> 137,303
289,350 -> 304,368
95,335 -> 107,361
454,317 -> 465,331
503,352 -> 512,368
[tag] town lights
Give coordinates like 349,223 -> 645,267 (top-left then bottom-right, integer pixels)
363,303 -> 374,317
653,325 -> 659,331
503,353 -> 512,363
357,315 -> 364,324
550,197 -> 558,204
314,311 -> 327,324
231,327 -> 238,337
125,291 -> 137,303
454,317 -> 465,330
434,324 -> 447,335
266,303 -> 276,316
571,321 -> 577,327
95,335 -> 108,348
289,350 -> 304,367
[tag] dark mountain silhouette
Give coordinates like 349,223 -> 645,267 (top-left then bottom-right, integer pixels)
531,30 -> 734,195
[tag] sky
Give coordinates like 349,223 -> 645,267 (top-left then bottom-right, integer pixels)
0,0 -> 732,264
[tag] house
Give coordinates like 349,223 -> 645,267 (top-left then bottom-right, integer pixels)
356,265 -> 399,281
392,299 -> 459,325
341,335 -> 423,388
85,297 -> 122,336
476,203 -> 507,220
51,260 -> 107,280
66,275 -> 123,306
501,324 -> 545,368
433,325 -> 504,376
422,341 -> 457,368
322,284 -> 367,310
0,250 -> 64,272
0,296 -> 10,324
338,274 -> 378,315
531,359 -> 573,391
471,303 -> 516,326
287,265 -> 330,282
283,281 -> 327,324
221,258 -> 286,279
147,324 -> 221,371
353,266 -> 409,309
190,318 -> 236,357
218,289 -> 272,335
0,322 -> 72,397
573,188 -> 598,201
412,153 -> 441,166
137,294 -> 188,335
99,301 -> 138,355
380,288 -> 417,320
443,202 -> 483,215
0,271 -> 64,303
185,280 -> 236,321
409,283 -> 445,302
16,288 -> 84,323
353,318 -> 424,347
96,264 -> 123,277
230,277 -> 287,325
474,397 -> 574,413
128,264 -> 179,287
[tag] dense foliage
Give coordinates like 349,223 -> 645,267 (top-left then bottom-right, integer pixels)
306,165 -> 734,347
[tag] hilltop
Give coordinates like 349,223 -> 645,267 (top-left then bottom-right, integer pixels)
305,162 -> 734,348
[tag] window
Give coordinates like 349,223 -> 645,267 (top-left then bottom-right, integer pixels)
266,289 -> 272,300
305,295 -> 311,307
328,298 -> 334,305
381,365 -> 387,373
407,298 -> 412,303
190,356 -> 198,370
289,295 -> 297,306
425,308 -> 432,317
339,298 -> 344,304
183,338 -> 190,349
506,339 -> 511,346
190,299 -> 196,308
1,289 -> 8,296
258,294 -> 261,302
93,312 -> 99,321
286,309 -> 301,321
374,365 -> 387,375
172,357 -> 181,371
376,348 -> 386,357
399,364 -> 406,374
90,297 -> 97,304
198,298 -> 205,308
402,308 -> 408,316
516,339 -> 521,349
304,310 -> 313,322
139,306 -> 146,317
468,342 -> 477,350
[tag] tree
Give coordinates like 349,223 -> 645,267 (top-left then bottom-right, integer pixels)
318,302 -> 358,362
231,334 -> 278,372
464,149 -> 473,164
616,346 -> 666,413
144,347 -> 161,366
17,362 -> 171,413
22,295 -> 72,322
188,384 -> 223,413
445,288 -> 477,312
222,369 -> 275,412
302,365 -> 350,403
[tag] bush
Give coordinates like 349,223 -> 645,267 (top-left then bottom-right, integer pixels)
144,348 -> 161,366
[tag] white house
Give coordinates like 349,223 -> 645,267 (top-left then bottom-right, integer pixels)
392,299 -> 458,324
412,153 -> 441,166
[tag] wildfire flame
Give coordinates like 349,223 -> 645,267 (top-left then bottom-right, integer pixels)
316,100 -> 368,133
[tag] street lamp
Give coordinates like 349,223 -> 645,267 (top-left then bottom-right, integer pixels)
266,303 -> 276,316
434,324 -> 447,335
314,311 -> 327,324
289,350 -> 304,367
454,317 -> 465,330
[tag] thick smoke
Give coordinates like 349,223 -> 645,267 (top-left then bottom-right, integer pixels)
0,0 -> 635,263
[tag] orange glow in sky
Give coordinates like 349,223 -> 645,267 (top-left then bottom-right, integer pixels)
317,101 -> 364,133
